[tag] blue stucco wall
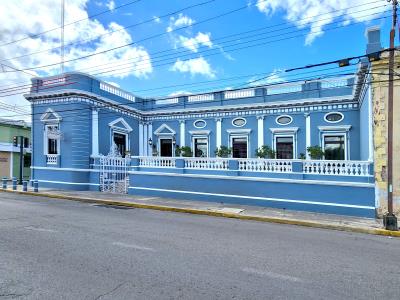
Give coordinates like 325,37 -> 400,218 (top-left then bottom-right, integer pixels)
128,172 -> 375,218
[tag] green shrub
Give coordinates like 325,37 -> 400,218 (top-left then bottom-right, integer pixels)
214,146 -> 232,158
176,146 -> 193,157
307,146 -> 324,160
255,145 -> 276,159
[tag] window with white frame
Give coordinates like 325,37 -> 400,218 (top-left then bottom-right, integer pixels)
275,135 -> 294,159
231,136 -> 248,158
323,134 -> 346,160
45,124 -> 60,155
193,137 -> 209,157
112,130 -> 129,157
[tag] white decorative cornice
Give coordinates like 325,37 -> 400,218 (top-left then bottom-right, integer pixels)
226,129 -> 252,134
154,124 -> 176,135
108,117 -> 133,132
40,108 -> 62,122
318,125 -> 352,132
189,130 -> 211,136
270,127 -> 299,134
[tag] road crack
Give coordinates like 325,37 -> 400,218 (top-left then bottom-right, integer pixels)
94,282 -> 126,300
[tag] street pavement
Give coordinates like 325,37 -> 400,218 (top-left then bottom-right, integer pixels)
0,192 -> 399,300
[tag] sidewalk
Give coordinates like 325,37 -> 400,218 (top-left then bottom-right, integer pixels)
1,186 -> 399,237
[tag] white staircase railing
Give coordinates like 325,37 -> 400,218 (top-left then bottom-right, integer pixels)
303,160 -> 370,176
184,157 -> 229,170
238,159 -> 293,173
138,157 -> 176,168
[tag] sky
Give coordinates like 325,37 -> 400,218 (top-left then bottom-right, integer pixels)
0,0 -> 394,119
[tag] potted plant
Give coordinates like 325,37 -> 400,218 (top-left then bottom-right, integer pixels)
298,153 -> 306,160
214,146 -> 232,158
255,145 -> 276,159
176,146 -> 193,157
307,146 -> 324,160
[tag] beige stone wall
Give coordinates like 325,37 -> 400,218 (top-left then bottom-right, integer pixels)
371,52 -> 400,216
0,152 -> 11,179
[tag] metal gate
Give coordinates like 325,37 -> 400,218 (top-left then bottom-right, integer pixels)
99,145 -> 130,194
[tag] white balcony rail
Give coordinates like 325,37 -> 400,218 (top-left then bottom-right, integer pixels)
303,160 -> 370,176
224,89 -> 255,99
188,93 -> 214,102
320,79 -> 348,89
46,154 -> 58,165
99,82 -> 135,102
139,157 -> 176,168
267,84 -> 302,95
238,159 -> 293,173
155,97 -> 179,105
184,157 -> 229,170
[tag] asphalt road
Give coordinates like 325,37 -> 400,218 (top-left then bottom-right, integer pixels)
0,192 -> 399,300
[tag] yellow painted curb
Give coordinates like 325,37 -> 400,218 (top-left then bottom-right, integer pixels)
1,189 -> 399,238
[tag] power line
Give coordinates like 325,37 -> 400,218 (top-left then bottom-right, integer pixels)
0,0 -> 144,47
0,0 -> 384,64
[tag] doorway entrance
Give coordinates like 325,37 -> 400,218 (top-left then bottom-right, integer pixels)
160,138 -> 173,157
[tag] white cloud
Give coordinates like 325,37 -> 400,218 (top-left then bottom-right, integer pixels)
0,0 -> 152,119
170,57 -> 215,78
167,13 -> 194,32
256,0 -> 387,45
153,16 -> 161,24
247,69 -> 285,86
106,0 -> 115,11
179,32 -> 213,52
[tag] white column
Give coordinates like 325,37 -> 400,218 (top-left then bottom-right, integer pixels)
139,122 -> 143,156
216,118 -> 222,148
148,122 -> 153,156
143,123 -> 148,156
91,108 -> 99,156
305,113 -> 311,159
179,120 -> 185,147
257,115 -> 264,148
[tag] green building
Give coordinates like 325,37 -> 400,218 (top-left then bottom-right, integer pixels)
0,118 -> 31,180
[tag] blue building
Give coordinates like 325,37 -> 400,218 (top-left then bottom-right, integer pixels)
25,29 -> 382,218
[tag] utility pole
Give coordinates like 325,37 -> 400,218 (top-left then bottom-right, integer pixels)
61,0 -> 65,74
384,0 -> 398,230
19,136 -> 23,185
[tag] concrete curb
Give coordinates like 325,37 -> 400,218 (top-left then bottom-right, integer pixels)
2,189 -> 399,238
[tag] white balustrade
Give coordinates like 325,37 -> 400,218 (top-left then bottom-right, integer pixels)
303,160 -> 370,176
321,79 -> 348,89
267,84 -> 302,95
238,159 -> 293,173
46,154 -> 58,165
224,89 -> 255,99
184,157 -> 229,170
139,157 -> 176,168
99,82 -> 135,102
188,93 -> 214,102
155,97 -> 179,105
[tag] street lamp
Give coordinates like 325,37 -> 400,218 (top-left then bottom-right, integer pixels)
148,138 -> 152,146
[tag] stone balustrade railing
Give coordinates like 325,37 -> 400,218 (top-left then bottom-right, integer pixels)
131,157 -> 373,178
184,157 -> 229,170
238,158 -> 293,173
46,154 -> 58,165
303,160 -> 371,176
138,156 -> 176,168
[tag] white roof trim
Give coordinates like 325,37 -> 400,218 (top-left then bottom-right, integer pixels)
108,117 -> 133,132
154,123 -> 176,135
